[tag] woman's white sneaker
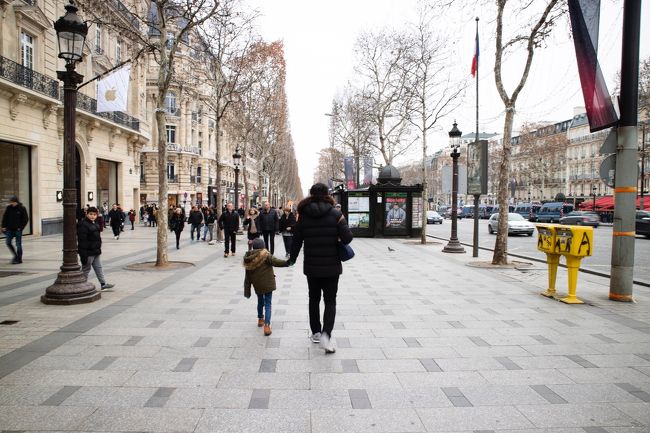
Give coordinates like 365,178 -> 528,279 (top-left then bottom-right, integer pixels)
310,332 -> 321,343
319,333 -> 336,354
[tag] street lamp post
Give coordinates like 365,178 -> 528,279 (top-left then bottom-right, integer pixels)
443,122 -> 465,254
233,146 -> 241,209
592,186 -> 597,213
42,0 -> 99,304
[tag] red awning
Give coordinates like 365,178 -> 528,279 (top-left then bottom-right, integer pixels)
579,196 -> 614,211
578,195 -> 650,211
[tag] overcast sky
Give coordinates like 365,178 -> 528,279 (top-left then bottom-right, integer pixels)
247,0 -> 650,195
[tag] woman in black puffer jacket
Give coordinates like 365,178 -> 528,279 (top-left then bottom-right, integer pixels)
289,183 -> 353,353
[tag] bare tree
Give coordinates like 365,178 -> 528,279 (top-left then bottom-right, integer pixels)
354,29 -> 416,165
78,0 -> 226,266
491,0 -> 564,265
406,5 -> 465,244
314,147 -> 345,186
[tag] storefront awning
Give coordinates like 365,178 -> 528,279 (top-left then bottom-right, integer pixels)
579,195 -> 650,211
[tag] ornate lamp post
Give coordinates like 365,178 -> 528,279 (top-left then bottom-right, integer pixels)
443,122 -> 465,254
43,1 -> 99,304
592,186 -> 598,212
233,146 -> 241,209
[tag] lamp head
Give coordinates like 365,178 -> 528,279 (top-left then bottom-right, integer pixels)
54,0 -> 88,64
448,121 -> 462,149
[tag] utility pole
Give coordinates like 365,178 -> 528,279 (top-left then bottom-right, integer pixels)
609,0 -> 641,302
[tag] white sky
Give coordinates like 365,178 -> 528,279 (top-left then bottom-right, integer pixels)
248,0 -> 650,195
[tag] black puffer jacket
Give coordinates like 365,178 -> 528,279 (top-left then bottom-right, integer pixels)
258,208 -> 279,232
290,196 -> 353,277
279,212 -> 296,233
77,218 -> 102,258
219,210 -> 239,233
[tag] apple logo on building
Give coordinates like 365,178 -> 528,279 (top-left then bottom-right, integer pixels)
104,87 -> 117,102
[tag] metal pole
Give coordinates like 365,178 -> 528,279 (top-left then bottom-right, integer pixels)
42,62 -> 99,304
443,148 -> 465,253
234,167 -> 239,209
609,0 -> 641,302
641,125 -> 646,210
473,194 -> 480,257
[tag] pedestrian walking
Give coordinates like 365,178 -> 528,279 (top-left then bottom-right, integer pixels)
244,237 -> 289,336
170,207 -> 185,249
279,206 -> 296,258
218,202 -> 240,257
1,196 -> 29,264
188,206 -> 203,241
243,207 -> 261,250
289,183 -> 353,354
259,201 -> 279,254
128,209 -> 136,230
202,207 -> 216,242
151,205 -> 158,227
107,204 -> 123,240
77,206 -> 114,290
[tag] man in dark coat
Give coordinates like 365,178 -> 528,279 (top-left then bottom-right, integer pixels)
259,201 -> 279,254
107,204 -> 124,239
289,183 -> 353,354
1,196 -> 29,264
78,207 -> 113,290
188,206 -> 203,241
218,202 -> 240,257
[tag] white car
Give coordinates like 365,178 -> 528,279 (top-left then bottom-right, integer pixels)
488,212 -> 535,236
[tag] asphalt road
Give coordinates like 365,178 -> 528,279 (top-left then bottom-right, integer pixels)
424,217 -> 650,284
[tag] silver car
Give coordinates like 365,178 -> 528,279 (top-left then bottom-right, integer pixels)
488,212 -> 535,236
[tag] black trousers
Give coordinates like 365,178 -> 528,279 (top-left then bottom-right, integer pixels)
174,230 -> 182,249
282,235 -> 293,256
262,230 -> 275,254
307,276 -> 339,338
111,224 -> 120,237
224,231 -> 236,253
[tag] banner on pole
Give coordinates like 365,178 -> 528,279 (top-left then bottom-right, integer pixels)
96,65 -> 131,113
344,156 -> 355,189
467,140 -> 488,195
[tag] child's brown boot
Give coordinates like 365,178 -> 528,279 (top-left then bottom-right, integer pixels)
257,318 -> 264,327
264,324 -> 272,336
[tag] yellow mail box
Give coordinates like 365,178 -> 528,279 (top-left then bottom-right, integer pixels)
554,225 -> 593,258
536,224 -> 557,253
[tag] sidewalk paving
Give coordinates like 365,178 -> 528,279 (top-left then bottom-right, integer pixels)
0,227 -> 649,432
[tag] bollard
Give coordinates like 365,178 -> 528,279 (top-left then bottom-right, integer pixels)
536,224 -> 559,298
554,225 -> 594,304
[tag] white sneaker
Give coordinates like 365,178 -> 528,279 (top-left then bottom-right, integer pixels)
310,332 -> 321,343
319,333 -> 336,354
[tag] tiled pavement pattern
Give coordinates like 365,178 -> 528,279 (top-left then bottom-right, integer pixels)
0,230 -> 649,432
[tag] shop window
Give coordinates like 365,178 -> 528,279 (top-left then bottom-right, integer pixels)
0,143 -> 32,236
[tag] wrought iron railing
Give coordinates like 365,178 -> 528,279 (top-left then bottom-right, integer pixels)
68,91 -> 140,131
1,55 -> 139,132
113,0 -> 140,30
0,55 -> 58,99
22,0 -> 38,6
168,174 -> 178,183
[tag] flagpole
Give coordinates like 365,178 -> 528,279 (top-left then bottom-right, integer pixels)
475,17 -> 479,144
472,16 -> 480,258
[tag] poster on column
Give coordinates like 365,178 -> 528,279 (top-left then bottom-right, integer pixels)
344,156 -> 356,189
412,193 -> 422,228
348,193 -> 369,212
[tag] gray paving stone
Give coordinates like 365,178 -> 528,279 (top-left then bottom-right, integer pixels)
217,372 -> 310,389
0,369 -> 135,387
250,389 -> 269,409
548,383 -> 641,404
122,336 -> 144,346
269,389 -> 351,409
341,359 -> 360,373
530,384 -> 568,404
173,357 -> 198,372
197,409 -> 309,433
494,356 -> 523,370
459,385 -> 548,406
612,402 -> 650,425
396,371 -> 487,387
416,406 -> 534,431
259,359 -> 277,373
349,388 -> 372,409
60,386 -> 156,407
192,337 -> 212,348
144,387 -> 176,408
145,320 -> 164,328
40,386 -> 81,406
165,387 -> 251,409
435,357 -> 506,372
516,403 -> 638,428
559,367 -> 650,384
312,408 -> 425,433
365,387 -> 451,409
311,373 -> 402,389
77,407 -> 203,432
615,382 -> 650,402
125,371 -> 221,387
0,406 -> 96,430
441,387 -> 473,407
478,369 -> 574,385
565,354 -> 599,368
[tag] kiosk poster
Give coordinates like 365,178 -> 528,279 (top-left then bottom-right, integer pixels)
348,194 -> 370,212
385,192 -> 407,228
348,213 -> 370,229
412,194 -> 422,228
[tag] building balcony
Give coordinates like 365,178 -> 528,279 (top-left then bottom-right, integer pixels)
167,144 -> 200,154
0,56 -> 140,131
168,174 -> 179,183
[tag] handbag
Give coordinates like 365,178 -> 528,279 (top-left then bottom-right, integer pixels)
338,242 -> 355,262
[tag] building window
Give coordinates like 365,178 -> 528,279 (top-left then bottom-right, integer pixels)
166,33 -> 174,49
164,92 -> 176,114
166,125 -> 176,144
196,166 -> 202,184
116,40 -> 122,62
0,142 -> 32,236
95,24 -> 102,54
167,162 -> 175,180
140,161 -> 145,182
20,32 -> 34,69
198,140 -> 203,156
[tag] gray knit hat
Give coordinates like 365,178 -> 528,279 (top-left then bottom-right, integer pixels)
252,238 -> 265,250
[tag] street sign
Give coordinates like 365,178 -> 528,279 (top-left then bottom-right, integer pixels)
599,154 -> 616,187
599,128 -> 618,155
183,191 -> 188,199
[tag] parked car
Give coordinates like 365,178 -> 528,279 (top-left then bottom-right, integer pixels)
426,210 -> 443,224
535,202 -> 574,223
559,211 -> 600,227
514,202 -> 542,221
488,212 -> 535,236
637,210 -> 650,238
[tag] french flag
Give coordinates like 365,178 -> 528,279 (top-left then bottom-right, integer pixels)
471,30 -> 479,77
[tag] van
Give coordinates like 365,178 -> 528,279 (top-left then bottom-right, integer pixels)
514,202 -> 542,221
535,202 -> 574,223
458,205 -> 474,219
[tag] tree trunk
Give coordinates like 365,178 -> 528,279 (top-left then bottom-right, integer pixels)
420,112 -> 427,244
214,113 -> 223,241
492,106 -> 515,265
155,108 -> 169,266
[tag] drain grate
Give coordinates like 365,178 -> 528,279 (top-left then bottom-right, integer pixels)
0,320 -> 19,325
